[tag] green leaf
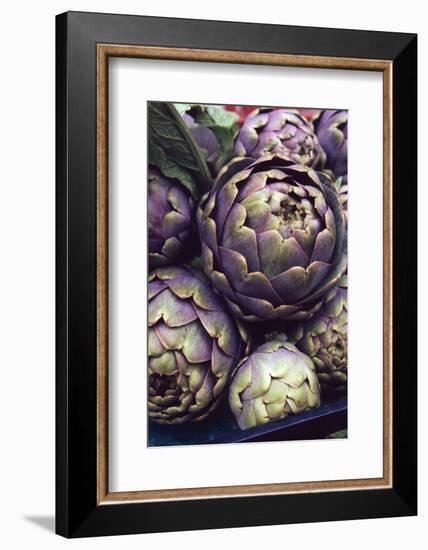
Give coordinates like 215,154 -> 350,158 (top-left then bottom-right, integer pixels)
190,105 -> 238,129
212,126 -> 238,173
174,103 -> 191,115
149,141 -> 199,197
148,102 -> 212,198
180,104 -> 240,174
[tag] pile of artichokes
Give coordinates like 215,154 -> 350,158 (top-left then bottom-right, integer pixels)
148,103 -> 348,432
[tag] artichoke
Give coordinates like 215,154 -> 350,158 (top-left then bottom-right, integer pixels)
287,275 -> 347,396
148,266 -> 246,424
234,108 -> 325,167
148,167 -> 195,268
229,340 -> 321,430
314,110 -> 348,184
197,153 -> 347,322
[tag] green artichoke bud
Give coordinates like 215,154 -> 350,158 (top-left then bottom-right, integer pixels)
148,266 -> 246,424
287,275 -> 347,396
229,340 -> 320,430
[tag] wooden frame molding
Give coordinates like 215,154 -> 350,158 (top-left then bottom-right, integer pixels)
96,43 -> 393,505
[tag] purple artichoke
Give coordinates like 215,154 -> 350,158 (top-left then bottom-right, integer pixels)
148,168 -> 195,268
314,110 -> 348,184
234,108 -> 325,167
197,153 -> 347,322
287,276 -> 348,396
229,339 -> 320,430
148,266 -> 246,424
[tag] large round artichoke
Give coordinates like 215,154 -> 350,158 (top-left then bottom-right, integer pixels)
287,276 -> 348,396
148,168 -> 195,268
229,340 -> 321,430
148,266 -> 246,424
234,108 -> 325,167
197,153 -> 347,322
314,110 -> 348,184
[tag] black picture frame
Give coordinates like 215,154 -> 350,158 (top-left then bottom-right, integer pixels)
56,10 -> 417,538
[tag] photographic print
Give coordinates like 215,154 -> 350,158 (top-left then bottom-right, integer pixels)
56,14 -> 417,536
148,102 -> 348,447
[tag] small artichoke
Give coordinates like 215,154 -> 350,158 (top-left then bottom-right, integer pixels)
197,153 -> 347,322
229,340 -> 321,430
314,110 -> 348,184
148,168 -> 195,268
234,108 -> 325,167
148,266 -> 245,424
287,276 -> 347,396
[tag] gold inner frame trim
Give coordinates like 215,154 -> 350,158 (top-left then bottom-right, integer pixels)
96,44 -> 393,505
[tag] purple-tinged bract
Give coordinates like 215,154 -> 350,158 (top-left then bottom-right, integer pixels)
148,168 -> 195,268
235,108 -> 325,167
197,153 -> 347,322
148,266 -> 246,424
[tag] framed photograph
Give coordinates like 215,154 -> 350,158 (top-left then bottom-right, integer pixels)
56,11 -> 417,538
